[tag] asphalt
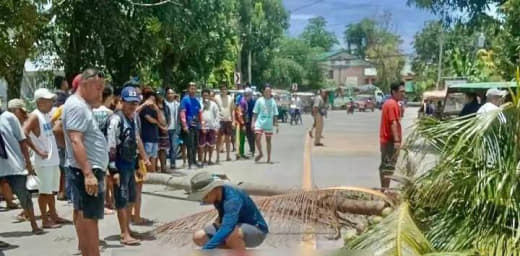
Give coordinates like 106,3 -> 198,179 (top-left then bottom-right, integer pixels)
0,107 -> 419,255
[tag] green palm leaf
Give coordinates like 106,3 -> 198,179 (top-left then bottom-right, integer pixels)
402,83 -> 520,254
347,203 -> 434,256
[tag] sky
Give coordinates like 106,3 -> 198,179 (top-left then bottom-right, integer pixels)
282,0 -> 439,54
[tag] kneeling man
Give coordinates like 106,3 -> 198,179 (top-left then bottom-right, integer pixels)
189,172 -> 269,250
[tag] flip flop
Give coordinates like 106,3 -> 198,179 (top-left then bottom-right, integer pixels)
32,228 -> 45,235
132,218 -> 154,226
54,217 -> 72,224
43,223 -> 62,229
120,238 -> 140,246
6,203 -> 19,210
254,155 -> 263,162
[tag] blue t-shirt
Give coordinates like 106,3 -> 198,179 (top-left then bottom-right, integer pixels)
203,185 -> 268,249
139,106 -> 159,143
180,95 -> 201,128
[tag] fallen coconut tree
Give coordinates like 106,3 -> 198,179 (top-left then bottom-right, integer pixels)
144,172 -> 391,216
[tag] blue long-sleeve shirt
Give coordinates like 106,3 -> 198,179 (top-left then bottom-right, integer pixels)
202,185 -> 269,249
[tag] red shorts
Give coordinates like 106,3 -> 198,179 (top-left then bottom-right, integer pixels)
199,129 -> 217,147
255,128 -> 273,136
219,121 -> 233,136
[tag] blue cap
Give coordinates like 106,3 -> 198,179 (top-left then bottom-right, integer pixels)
121,86 -> 140,102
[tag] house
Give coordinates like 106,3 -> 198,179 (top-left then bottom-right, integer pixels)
0,57 -> 63,107
318,49 -> 377,87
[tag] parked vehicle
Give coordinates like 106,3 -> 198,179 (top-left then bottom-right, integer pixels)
354,94 -> 376,112
440,81 -> 517,119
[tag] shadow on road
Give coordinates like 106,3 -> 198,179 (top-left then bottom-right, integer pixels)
0,231 -> 45,238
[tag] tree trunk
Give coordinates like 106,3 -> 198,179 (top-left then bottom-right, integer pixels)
144,173 -> 387,216
5,61 -> 25,100
160,52 -> 175,90
248,49 -> 252,84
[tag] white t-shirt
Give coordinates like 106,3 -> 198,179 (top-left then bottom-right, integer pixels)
201,100 -> 219,130
477,102 -> 506,123
165,100 -> 179,130
215,94 -> 234,122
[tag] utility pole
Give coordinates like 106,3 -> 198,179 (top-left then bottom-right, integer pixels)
436,29 -> 444,90
436,14 -> 446,90
247,21 -> 252,85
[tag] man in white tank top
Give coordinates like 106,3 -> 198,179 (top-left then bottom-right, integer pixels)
23,88 -> 67,228
215,84 -> 234,162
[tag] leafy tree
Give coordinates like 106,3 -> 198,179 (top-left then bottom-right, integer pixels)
344,15 -> 405,91
48,0 -> 153,88
262,37 -> 325,90
300,16 -> 338,51
238,0 -> 289,86
344,19 -> 377,57
407,0 -> 502,22
0,0 -> 47,99
147,0 -> 237,90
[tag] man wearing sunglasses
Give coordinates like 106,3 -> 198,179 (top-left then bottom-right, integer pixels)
63,68 -> 108,256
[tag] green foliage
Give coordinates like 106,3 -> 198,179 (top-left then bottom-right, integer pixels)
407,0 -> 501,22
344,19 -> 377,57
0,0 -> 48,99
348,203 -> 435,256
238,0 -> 289,86
262,37 -> 325,90
405,82 -> 520,254
344,15 -> 405,91
300,16 -> 338,51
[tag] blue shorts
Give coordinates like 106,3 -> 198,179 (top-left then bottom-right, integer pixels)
70,168 -> 105,220
144,142 -> 159,158
113,169 -> 137,209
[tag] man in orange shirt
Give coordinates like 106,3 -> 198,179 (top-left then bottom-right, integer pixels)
379,82 -> 405,189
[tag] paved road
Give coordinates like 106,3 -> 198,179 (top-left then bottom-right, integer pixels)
0,107 -> 418,255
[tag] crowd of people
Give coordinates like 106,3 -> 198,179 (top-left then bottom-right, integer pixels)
0,68 -> 283,254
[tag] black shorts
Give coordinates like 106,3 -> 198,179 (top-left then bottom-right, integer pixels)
3,175 -> 33,210
70,167 -> 105,220
113,169 -> 137,209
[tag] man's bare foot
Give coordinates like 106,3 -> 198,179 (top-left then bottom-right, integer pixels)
255,154 -> 263,162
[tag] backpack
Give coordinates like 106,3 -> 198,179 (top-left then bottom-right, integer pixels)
111,111 -> 138,163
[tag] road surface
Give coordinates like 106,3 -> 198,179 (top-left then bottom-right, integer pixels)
0,107 -> 418,255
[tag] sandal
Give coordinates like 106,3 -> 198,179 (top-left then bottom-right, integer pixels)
120,238 -> 140,246
43,223 -> 62,229
32,228 -> 45,235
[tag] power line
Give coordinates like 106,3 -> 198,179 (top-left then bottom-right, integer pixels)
290,0 -> 324,12
128,0 -> 180,7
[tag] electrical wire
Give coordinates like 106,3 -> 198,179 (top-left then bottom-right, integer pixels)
128,0 -> 180,7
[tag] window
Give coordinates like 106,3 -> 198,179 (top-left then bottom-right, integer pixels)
328,70 -> 334,79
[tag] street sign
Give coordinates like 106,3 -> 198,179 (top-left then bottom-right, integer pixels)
234,72 -> 241,85
291,83 -> 298,92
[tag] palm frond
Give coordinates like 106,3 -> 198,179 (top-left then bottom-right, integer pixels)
347,203 -> 433,256
401,87 -> 520,254
153,187 -> 392,247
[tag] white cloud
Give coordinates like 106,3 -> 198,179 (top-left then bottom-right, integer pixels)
291,13 -> 315,20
